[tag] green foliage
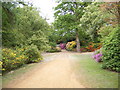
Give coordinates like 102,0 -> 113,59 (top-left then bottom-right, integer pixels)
2,48 -> 27,72
24,45 -> 43,63
54,2 -> 90,51
75,54 -> 118,88
2,3 -> 50,50
98,25 -> 115,40
80,2 -> 109,42
28,32 -> 49,51
102,27 -> 120,72
49,42 -> 57,47
2,45 -> 43,72
46,47 -> 61,53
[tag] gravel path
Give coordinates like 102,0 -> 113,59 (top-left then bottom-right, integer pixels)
5,50 -> 92,88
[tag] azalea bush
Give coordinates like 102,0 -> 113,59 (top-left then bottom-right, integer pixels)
2,48 -> 27,72
59,43 -> 66,49
66,41 -> 76,51
2,45 -> 43,72
80,43 -> 102,52
93,53 -> 102,62
92,49 -> 102,62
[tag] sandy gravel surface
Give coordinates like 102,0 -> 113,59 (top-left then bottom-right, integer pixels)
4,50 -> 91,88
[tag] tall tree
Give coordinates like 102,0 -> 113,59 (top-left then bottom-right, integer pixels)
54,2 -> 90,52
100,2 -> 120,24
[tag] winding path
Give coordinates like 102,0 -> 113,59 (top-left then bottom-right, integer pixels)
5,50 -> 87,88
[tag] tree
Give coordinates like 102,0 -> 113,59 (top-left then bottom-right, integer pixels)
2,1 -> 50,51
80,2 -> 108,42
100,2 -> 120,24
54,2 -> 90,52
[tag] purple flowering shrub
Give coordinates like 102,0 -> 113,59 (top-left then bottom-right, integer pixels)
93,53 -> 102,62
59,43 -> 66,49
92,49 -> 103,62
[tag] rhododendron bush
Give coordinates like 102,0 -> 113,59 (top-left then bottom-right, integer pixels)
80,42 -> 102,52
92,49 -> 102,62
66,41 -> 76,51
60,43 -> 66,49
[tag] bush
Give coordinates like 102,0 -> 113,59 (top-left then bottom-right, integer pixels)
49,42 -> 56,47
66,41 -> 76,51
2,45 -> 43,72
92,49 -> 102,62
93,53 -> 102,62
102,27 -> 120,72
59,43 -> 66,49
2,48 -> 27,72
80,47 -> 87,52
23,45 -> 43,63
46,46 -> 61,53
80,43 -> 102,52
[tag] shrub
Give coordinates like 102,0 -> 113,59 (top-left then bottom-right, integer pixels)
93,53 -> 102,62
59,43 -> 66,49
2,48 -> 27,72
66,41 -> 76,51
46,46 -> 61,53
80,47 -> 87,52
56,47 -> 61,51
49,42 -> 56,47
23,45 -> 43,63
102,27 -> 120,72
80,43 -> 102,52
2,45 -> 43,72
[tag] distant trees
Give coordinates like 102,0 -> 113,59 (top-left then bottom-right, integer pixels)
2,1 -> 50,50
54,2 -> 90,52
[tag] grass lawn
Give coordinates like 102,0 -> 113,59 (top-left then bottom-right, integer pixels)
73,53 -> 118,88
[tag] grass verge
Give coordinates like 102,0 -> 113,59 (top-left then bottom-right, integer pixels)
73,53 -> 118,88
2,63 -> 38,87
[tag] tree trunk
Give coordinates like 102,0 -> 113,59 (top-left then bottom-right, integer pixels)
76,31 -> 80,52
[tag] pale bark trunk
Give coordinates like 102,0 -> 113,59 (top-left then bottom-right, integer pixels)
76,32 -> 80,52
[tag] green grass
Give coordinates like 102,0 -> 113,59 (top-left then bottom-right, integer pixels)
2,63 -> 39,87
73,54 -> 118,88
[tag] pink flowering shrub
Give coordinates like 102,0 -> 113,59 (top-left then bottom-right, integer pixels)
60,43 -> 66,49
93,53 -> 102,62
92,49 -> 102,62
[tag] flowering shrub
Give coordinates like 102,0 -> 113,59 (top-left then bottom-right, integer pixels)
59,43 -> 66,49
2,45 -> 43,72
80,43 -> 102,52
2,48 -> 27,72
80,47 -> 87,52
66,41 -> 76,51
93,53 -> 102,62
92,49 -> 102,62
